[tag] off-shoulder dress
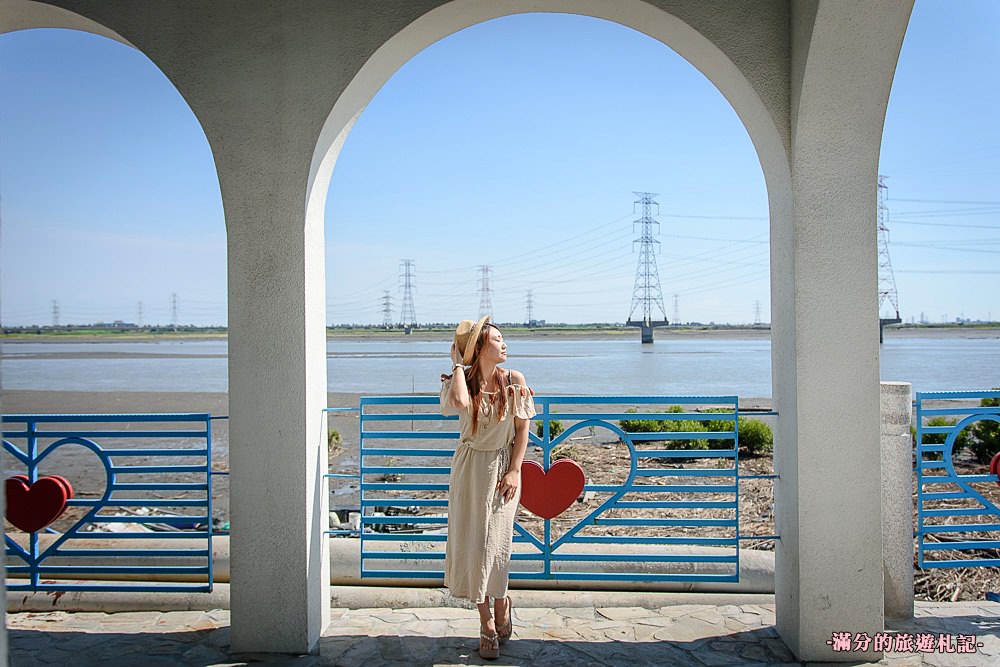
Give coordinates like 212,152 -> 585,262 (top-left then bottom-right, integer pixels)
439,370 -> 536,603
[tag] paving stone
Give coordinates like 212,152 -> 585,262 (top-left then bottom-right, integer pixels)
634,615 -> 679,628
508,606 -> 551,621
7,633 -> 56,652
689,608 -> 726,625
205,608 -> 230,622
410,607 -> 475,621
181,644 -> 231,663
367,610 -> 418,623
542,626 -> 584,640
761,636 -> 797,661
572,624 -> 617,643
531,610 -> 569,629
652,617 -> 724,644
731,611 -> 764,627
585,619 -> 632,630
595,606 -> 654,621
633,623 -> 660,642
396,619 -> 448,636
659,604 -> 713,616
554,606 -> 597,620
13,603 -> 1000,666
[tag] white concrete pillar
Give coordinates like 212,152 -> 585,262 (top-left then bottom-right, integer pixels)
775,1 -> 913,661
881,381 -> 914,619
224,175 -> 330,654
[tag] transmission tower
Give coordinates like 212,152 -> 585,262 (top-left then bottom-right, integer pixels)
877,175 -> 901,343
380,291 -> 393,329
672,294 -> 680,326
753,300 -> 762,326
525,290 -> 535,326
51,300 -> 60,327
478,266 -> 493,320
170,293 -> 179,328
399,259 -> 417,333
626,192 -> 668,343
137,301 -> 144,328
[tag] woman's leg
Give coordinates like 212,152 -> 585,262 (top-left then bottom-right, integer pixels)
477,598 -> 499,657
494,595 -> 509,629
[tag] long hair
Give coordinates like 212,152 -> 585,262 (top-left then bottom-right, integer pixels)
465,323 -> 507,432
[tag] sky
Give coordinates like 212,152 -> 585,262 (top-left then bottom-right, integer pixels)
1,1 -> 998,327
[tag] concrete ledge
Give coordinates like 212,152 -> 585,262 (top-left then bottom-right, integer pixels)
7,535 -> 775,592
8,583 -> 230,613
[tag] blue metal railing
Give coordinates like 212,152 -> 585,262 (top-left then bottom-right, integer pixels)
346,394 -> 773,583
3,413 -> 220,592
915,390 -> 1000,569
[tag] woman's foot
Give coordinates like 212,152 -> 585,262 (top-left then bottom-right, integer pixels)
479,623 -> 500,660
496,596 -> 513,644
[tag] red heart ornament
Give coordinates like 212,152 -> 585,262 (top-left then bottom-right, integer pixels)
519,459 -> 586,519
5,475 -> 74,533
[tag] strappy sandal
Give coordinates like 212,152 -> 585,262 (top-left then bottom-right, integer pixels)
497,596 -> 513,645
479,628 -> 500,660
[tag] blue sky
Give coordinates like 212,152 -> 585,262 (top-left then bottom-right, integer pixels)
1,1 -> 997,327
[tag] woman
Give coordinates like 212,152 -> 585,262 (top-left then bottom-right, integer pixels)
440,316 -> 535,660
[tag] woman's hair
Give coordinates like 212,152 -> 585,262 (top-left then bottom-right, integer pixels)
465,323 -> 507,431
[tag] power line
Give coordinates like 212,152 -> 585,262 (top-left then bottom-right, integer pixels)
890,197 -> 1000,206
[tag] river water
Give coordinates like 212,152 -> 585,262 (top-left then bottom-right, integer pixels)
2,334 -> 998,397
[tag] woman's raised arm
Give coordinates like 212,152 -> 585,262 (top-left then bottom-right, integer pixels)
446,341 -> 471,410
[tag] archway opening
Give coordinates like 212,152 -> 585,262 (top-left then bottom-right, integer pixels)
0,26 -> 230,529
316,10 -> 777,590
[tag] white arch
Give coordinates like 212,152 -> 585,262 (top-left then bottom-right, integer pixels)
0,0 -> 133,46
306,0 -> 791,237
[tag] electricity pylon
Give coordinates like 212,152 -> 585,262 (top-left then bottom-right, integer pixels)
626,192 -> 668,343
399,259 -> 417,333
877,175 -> 901,343
478,266 -> 493,320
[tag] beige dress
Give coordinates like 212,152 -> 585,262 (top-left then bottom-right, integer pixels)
440,373 -> 537,603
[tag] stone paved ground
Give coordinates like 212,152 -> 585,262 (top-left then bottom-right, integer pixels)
7,601 -> 1000,666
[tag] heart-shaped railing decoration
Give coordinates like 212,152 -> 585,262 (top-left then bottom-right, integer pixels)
520,459 -> 585,520
514,419 -> 638,552
3,435 -> 114,563
5,474 -> 75,533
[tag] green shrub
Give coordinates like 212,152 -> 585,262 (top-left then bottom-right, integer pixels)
621,407 -> 772,456
737,418 -> 773,456
970,389 -> 1000,464
703,409 -> 773,456
535,418 -> 564,439
327,428 -> 342,454
619,407 -> 709,450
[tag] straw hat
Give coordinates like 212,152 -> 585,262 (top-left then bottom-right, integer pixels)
454,315 -> 491,365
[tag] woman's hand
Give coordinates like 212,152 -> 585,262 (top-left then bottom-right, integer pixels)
450,341 -> 464,367
497,469 -> 520,503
